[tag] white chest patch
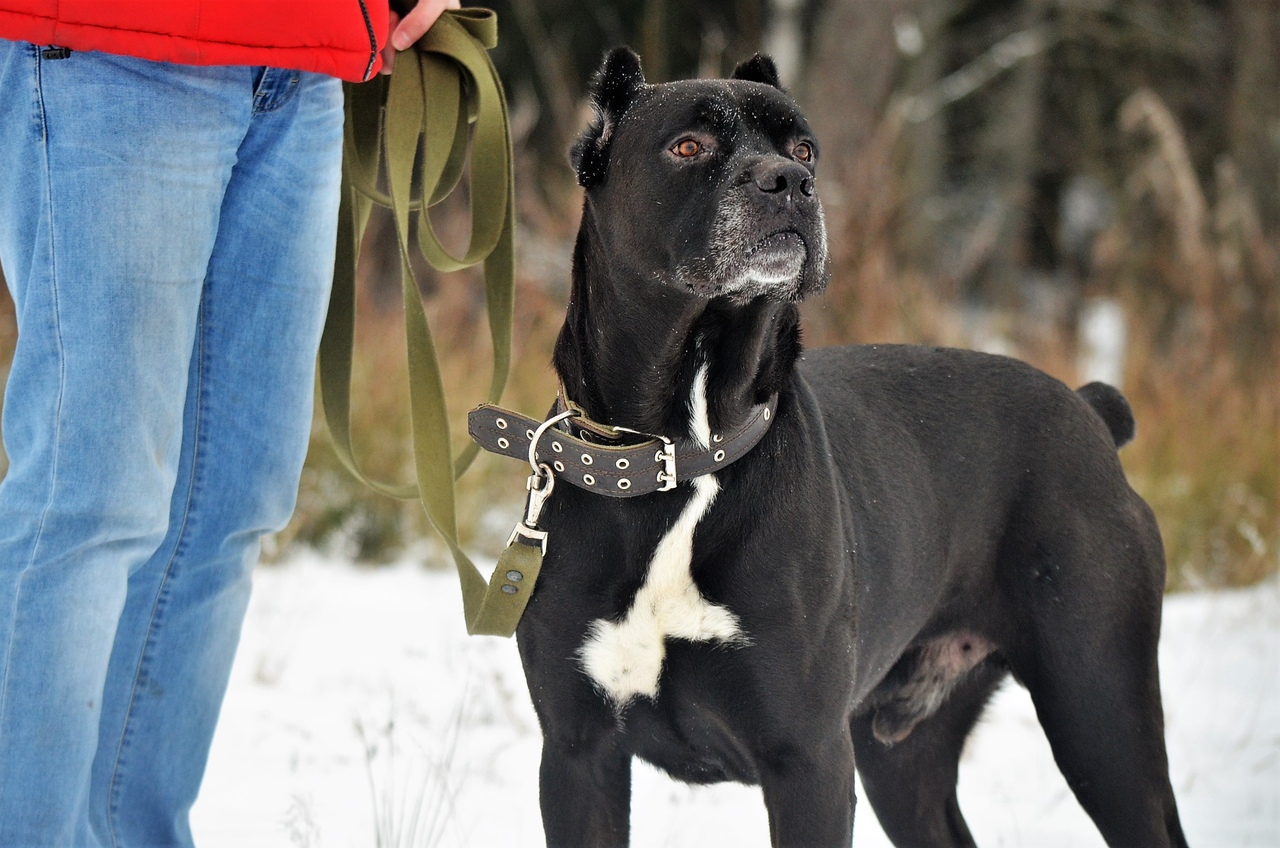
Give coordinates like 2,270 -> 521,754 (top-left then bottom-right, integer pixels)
578,366 -> 745,707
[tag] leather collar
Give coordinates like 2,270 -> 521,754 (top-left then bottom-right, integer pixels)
468,393 -> 778,498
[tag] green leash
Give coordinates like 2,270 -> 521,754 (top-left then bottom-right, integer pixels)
319,9 -> 527,637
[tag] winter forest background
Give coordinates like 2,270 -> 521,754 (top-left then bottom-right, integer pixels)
0,0 -> 1276,586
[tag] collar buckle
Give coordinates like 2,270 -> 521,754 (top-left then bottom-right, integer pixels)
655,437 -> 677,491
614,424 -> 678,492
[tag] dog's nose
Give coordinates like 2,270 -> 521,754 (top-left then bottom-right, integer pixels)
750,159 -> 814,200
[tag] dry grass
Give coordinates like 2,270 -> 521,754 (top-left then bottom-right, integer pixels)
289,209 -> 1276,591
0,239 -> 1273,589
1108,89 -> 1279,589
282,93 -> 1277,586
0,107 -> 1271,590
1122,332 -> 1277,589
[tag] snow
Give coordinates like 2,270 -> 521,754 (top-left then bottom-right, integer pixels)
193,551 -> 1279,847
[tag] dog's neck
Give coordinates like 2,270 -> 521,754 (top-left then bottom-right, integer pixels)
553,211 -> 802,441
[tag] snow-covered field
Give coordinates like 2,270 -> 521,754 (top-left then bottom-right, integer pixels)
193,551 -> 1279,847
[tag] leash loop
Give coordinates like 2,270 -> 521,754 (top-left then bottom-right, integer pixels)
320,9 -> 527,637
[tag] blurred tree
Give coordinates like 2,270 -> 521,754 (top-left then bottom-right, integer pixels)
804,0 -> 1276,331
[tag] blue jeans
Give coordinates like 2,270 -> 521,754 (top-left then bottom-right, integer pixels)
0,42 -> 343,846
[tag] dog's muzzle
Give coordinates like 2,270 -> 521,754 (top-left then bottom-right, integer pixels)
682,157 -> 828,302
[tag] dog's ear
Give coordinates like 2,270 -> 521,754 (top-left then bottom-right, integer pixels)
731,54 -> 782,89
571,47 -> 647,188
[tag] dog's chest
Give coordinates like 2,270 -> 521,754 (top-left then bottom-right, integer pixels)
577,366 -> 745,706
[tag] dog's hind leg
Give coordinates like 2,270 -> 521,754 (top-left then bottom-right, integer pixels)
1012,616 -> 1188,845
850,659 -> 1006,847
1007,507 -> 1189,847
538,734 -> 633,848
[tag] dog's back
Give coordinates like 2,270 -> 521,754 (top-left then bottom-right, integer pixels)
799,342 -> 1163,669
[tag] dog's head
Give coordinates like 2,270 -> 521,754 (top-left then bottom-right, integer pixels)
571,48 -> 829,303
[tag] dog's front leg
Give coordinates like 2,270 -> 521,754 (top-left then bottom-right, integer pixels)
759,737 -> 857,848
539,734 -> 632,848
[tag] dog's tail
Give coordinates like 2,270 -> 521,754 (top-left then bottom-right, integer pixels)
1076,382 -> 1136,448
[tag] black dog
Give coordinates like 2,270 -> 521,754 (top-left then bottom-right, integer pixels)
507,49 -> 1187,847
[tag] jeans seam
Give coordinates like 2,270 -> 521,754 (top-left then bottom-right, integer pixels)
104,297 -> 209,847
0,43 -> 67,731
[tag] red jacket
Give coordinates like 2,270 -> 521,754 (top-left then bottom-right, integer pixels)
0,0 -> 389,82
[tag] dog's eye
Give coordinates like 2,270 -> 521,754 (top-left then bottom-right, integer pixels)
792,141 -> 814,162
672,139 -> 702,158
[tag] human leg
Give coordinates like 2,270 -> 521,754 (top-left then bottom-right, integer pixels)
0,43 -> 250,844
86,67 -> 344,846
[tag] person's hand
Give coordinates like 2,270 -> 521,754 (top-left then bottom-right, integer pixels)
381,0 -> 462,75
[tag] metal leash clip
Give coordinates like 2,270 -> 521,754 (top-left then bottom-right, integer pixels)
509,464 -> 554,553
507,409 -> 576,554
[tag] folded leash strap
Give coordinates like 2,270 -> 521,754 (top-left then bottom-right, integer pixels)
319,9 -> 525,637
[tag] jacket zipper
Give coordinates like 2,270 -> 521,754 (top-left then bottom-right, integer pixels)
356,0 -> 378,81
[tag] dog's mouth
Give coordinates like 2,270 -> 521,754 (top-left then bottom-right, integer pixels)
742,231 -> 807,283
679,211 -> 827,303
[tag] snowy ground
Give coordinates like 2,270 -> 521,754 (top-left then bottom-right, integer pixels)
193,551 -> 1279,847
